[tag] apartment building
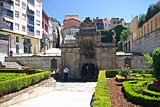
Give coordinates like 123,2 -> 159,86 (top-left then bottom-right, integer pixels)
0,0 -> 42,59
63,15 -> 81,43
93,17 -> 105,31
40,10 -> 49,53
94,17 -> 126,31
48,17 -> 61,48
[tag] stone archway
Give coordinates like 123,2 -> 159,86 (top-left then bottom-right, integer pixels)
81,63 -> 97,81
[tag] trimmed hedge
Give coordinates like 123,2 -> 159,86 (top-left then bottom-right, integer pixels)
106,70 -> 119,78
94,70 -> 111,107
123,81 -> 160,107
142,89 -> 160,97
131,69 -> 153,74
148,83 -> 160,92
0,69 -> 51,97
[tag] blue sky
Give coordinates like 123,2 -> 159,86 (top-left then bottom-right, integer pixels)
43,0 -> 158,24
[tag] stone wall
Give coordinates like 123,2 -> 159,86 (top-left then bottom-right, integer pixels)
96,47 -> 117,69
132,29 -> 160,54
61,48 -> 80,79
61,47 -> 117,79
5,56 -> 61,71
116,55 -> 145,69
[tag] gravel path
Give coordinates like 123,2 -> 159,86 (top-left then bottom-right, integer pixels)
107,78 -> 142,107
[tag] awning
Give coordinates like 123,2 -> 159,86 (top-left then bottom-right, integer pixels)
27,4 -> 34,11
3,17 -> 13,23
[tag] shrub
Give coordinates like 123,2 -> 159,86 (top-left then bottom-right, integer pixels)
148,83 -> 160,92
131,69 -> 153,74
0,69 -> 51,97
94,70 -> 111,107
142,89 -> 160,98
105,70 -> 119,78
123,81 -> 160,107
152,48 -> 160,81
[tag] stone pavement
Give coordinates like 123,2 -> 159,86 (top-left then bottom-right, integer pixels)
8,82 -> 96,107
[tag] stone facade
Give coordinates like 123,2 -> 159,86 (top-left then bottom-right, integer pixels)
130,12 -> 160,54
5,56 -> 61,71
116,53 -> 145,69
132,29 -> 160,54
61,18 -> 117,79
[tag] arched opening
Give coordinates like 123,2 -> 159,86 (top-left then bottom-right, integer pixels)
81,63 -> 98,81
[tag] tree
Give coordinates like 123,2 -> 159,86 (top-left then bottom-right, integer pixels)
138,14 -> 146,27
117,29 -> 131,51
114,24 -> 127,45
117,41 -> 123,51
152,48 -> 160,81
146,3 -> 160,21
143,53 -> 153,68
101,24 -> 127,45
120,29 -> 131,41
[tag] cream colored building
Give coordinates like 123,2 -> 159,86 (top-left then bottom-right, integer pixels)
0,0 -> 42,61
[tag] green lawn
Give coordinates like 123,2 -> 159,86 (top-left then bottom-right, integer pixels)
0,73 -> 27,82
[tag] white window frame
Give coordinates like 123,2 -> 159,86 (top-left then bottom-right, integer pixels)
15,11 -> 19,18
22,25 -> 26,32
15,23 -> 19,30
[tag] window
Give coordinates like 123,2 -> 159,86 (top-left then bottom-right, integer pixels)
15,23 -> 19,30
16,45 -> 19,54
36,20 -> 40,26
4,9 -> 13,18
22,2 -> 27,9
28,0 -> 35,6
36,10 -> 40,16
36,30 -> 40,36
22,13 -> 26,20
22,25 -> 26,32
36,0 -> 41,7
4,21 -> 13,30
16,36 -> 19,42
27,25 -> 34,35
45,24 -> 48,32
15,11 -> 19,18
15,0 -> 20,5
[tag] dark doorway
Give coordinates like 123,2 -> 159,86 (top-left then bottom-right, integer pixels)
124,57 -> 131,67
81,63 -> 98,81
51,58 -> 57,70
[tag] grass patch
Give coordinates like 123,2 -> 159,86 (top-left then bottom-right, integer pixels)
94,70 -> 111,107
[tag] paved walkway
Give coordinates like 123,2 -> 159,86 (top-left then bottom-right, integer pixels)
8,82 -> 96,107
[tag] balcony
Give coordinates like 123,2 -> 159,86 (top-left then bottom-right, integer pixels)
27,20 -> 34,25
3,2 -> 13,11
3,9 -> 13,19
3,21 -> 13,30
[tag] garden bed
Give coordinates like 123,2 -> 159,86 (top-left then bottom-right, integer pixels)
0,69 -> 51,97
108,78 -> 142,107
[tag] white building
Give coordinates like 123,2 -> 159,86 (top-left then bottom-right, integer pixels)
0,0 -> 42,62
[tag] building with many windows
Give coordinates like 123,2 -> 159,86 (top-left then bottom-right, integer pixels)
93,17 -> 126,31
48,17 -> 61,48
0,0 -> 42,61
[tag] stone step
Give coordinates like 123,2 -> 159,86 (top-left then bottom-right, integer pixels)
2,62 -> 21,69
